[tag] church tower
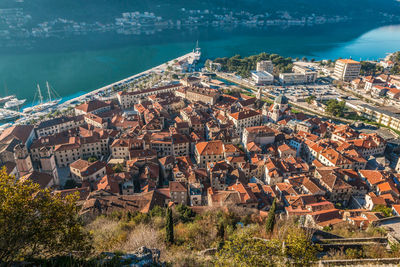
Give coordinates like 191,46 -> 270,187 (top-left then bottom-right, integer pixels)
14,144 -> 33,178
39,147 -> 59,186
256,88 -> 262,100
268,95 -> 289,123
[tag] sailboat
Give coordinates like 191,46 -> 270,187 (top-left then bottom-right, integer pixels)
193,40 -> 201,61
23,82 -> 62,113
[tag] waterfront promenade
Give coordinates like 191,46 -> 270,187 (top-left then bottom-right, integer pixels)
58,51 -> 196,109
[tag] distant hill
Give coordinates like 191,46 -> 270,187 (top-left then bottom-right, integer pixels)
2,0 -> 400,23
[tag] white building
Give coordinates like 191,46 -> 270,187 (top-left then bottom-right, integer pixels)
292,65 -> 317,83
251,71 -> 274,85
279,73 -> 307,85
333,59 -> 361,82
256,60 -> 274,73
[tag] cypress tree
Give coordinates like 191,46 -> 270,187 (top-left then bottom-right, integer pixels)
265,198 -> 277,233
166,207 -> 174,244
217,222 -> 225,240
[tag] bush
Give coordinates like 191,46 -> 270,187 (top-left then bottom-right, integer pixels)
88,156 -> 98,163
175,204 -> 195,223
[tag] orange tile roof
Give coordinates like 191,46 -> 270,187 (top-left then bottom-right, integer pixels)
337,59 -> 360,64
195,140 -> 224,155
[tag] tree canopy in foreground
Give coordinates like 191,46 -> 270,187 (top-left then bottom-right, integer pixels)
0,167 -> 92,262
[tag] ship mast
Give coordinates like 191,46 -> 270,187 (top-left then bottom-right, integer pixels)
46,81 -> 52,102
37,84 -> 43,104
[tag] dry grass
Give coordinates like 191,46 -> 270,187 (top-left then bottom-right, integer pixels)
123,224 -> 165,253
328,224 -> 387,238
86,217 -> 165,254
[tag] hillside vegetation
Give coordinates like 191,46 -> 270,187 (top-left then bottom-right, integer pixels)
1,0 -> 400,23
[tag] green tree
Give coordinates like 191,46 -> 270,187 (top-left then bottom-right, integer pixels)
305,95 -> 316,104
217,222 -> 225,240
64,179 -> 78,189
87,156 -> 97,163
175,204 -> 195,223
265,198 -> 277,233
112,163 -> 124,173
216,234 -> 282,266
325,99 -> 346,117
284,228 -> 320,266
0,168 -> 92,262
373,205 -> 393,217
165,207 -> 174,245
360,61 -> 382,76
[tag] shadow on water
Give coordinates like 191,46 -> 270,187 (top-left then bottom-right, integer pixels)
0,21 -> 398,102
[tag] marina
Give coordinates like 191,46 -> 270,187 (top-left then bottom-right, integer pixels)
3,98 -> 26,109
0,50 -> 198,125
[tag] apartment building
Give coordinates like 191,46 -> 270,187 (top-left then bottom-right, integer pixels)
228,109 -> 262,134
357,104 -> 400,132
70,159 -> 107,182
333,59 -> 361,82
74,99 -> 111,115
117,84 -> 182,108
111,138 -> 144,160
195,140 -> 225,168
292,65 -> 317,83
256,60 -> 274,73
185,86 -> 220,105
84,113 -> 108,128
279,73 -> 307,85
36,115 -> 85,137
242,125 -> 275,146
149,132 -> 190,157
52,132 -> 110,167
251,71 -> 274,85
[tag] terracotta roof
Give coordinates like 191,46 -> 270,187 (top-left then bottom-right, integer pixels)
70,159 -> 106,177
229,109 -> 260,120
195,140 -> 224,155
75,99 -> 109,113
95,175 -> 121,194
359,170 -> 387,186
0,125 -> 34,145
0,161 -> 16,175
54,186 -> 90,201
377,181 -> 399,195
337,59 -> 360,64
20,171 -> 53,189
169,181 -> 187,192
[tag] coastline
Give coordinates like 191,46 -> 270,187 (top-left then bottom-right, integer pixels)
0,51 -> 195,127
56,51 -> 195,110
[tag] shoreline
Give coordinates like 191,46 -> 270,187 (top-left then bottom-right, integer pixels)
57,51 -> 195,110
0,51 -> 195,126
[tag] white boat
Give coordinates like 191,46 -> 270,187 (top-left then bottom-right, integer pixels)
4,98 -> 26,109
193,40 -> 201,61
0,95 -> 16,104
0,110 -> 19,121
23,82 -> 61,113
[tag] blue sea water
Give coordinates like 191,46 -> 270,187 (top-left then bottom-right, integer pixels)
0,23 -> 399,102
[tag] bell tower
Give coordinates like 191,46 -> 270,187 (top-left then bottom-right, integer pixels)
39,147 -> 59,186
14,144 -> 33,178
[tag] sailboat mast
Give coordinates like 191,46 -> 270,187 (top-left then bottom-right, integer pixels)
37,84 -> 43,104
46,81 -> 52,102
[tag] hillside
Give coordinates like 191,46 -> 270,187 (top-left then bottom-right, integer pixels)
2,0 -> 400,23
